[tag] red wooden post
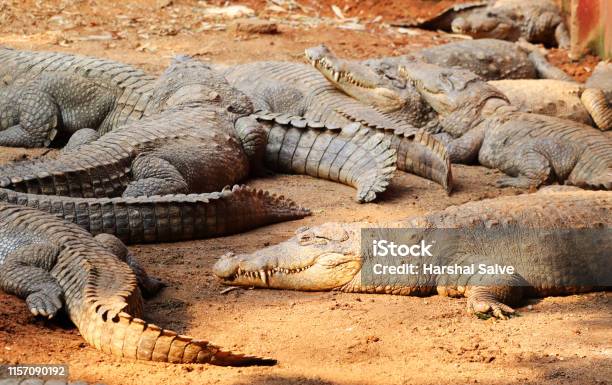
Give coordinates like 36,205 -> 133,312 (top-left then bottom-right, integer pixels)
568,0 -> 611,59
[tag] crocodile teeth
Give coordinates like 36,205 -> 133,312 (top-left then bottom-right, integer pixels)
333,71 -> 340,82
259,270 -> 268,285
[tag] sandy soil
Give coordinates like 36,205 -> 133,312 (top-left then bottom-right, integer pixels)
0,1 -> 610,385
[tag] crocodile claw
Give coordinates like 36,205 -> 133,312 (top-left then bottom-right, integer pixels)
467,294 -> 515,320
26,291 -> 63,319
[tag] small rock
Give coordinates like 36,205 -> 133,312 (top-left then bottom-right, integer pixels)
202,5 -> 255,20
366,335 -> 380,343
156,0 -> 173,8
231,19 -> 278,35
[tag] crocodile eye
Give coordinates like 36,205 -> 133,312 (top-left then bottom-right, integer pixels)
298,232 -> 326,246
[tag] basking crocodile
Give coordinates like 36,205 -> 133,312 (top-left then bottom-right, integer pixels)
0,47 -> 157,147
221,62 -> 453,193
214,190 -> 611,319
488,79 -> 611,131
0,56 -> 396,203
0,202 -> 275,365
399,61 -> 612,189
0,185 -> 309,244
305,41 -> 572,124
406,0 -> 570,48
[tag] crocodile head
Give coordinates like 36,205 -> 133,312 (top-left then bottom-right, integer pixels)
398,62 -> 484,116
305,44 -> 406,112
451,11 -> 521,41
148,55 -> 253,118
213,223 -> 363,291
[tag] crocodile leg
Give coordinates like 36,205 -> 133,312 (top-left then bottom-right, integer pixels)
94,233 -> 164,298
442,125 -> 485,164
491,137 -> 581,188
123,154 -> 189,197
465,286 -> 522,320
527,51 -> 574,82
0,243 -> 63,318
63,128 -> 101,152
0,113 -> 58,147
581,88 -> 612,131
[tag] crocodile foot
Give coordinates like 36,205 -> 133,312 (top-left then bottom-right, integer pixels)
467,287 -> 515,320
26,290 -> 63,319
140,276 -> 166,298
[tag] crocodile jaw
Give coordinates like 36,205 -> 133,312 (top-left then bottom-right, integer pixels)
398,62 -> 457,117
305,45 -> 405,112
213,223 -> 362,291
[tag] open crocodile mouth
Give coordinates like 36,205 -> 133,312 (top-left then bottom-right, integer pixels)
223,264 -> 314,286
310,56 -> 379,90
214,249 -> 362,291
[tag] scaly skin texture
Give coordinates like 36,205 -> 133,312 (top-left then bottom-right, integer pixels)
221,62 -> 453,193
399,62 -> 612,189
214,190 -> 611,319
0,203 -> 275,365
489,79 -> 612,130
306,41 -> 572,137
0,47 -> 157,147
0,185 -> 310,244
0,58 -> 252,199
246,112 -> 397,202
411,0 -> 570,48
0,52 -> 399,203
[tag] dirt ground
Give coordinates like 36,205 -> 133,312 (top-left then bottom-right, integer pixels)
0,1 -> 610,385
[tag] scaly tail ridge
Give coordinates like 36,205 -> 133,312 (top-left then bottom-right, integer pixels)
78,305 -> 276,366
395,130 -> 453,194
582,88 -> 612,131
256,112 -> 397,203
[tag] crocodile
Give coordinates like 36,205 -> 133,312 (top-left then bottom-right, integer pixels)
0,56 -> 396,203
0,202 -> 275,365
221,62 -> 453,193
214,190 -> 611,319
304,41 -> 572,123
0,185 -> 310,244
397,61 -> 612,189
488,79 -> 611,131
360,39 -> 572,83
0,47 -> 157,147
405,0 -> 570,48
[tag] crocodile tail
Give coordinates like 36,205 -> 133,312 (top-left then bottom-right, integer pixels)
69,244 -> 275,366
0,154 -> 130,197
77,304 -> 275,366
0,185 -> 310,244
581,88 -> 612,131
256,112 -> 397,203
394,130 -> 453,194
